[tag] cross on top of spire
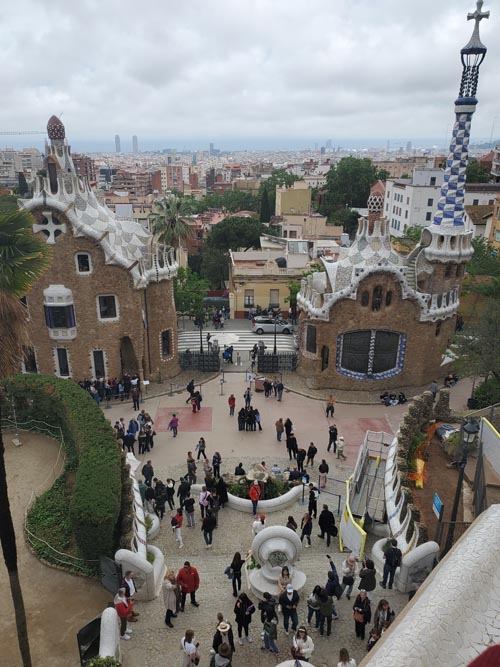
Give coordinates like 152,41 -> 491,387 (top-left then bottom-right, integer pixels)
463,0 -> 489,53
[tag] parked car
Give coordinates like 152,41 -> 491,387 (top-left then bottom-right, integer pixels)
252,317 -> 294,335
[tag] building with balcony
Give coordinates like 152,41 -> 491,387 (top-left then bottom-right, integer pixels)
18,116 -> 179,382
491,144 -> 500,182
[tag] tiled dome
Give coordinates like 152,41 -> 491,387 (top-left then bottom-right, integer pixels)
47,115 -> 65,141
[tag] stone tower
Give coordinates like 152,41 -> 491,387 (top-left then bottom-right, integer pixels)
295,3 -> 490,391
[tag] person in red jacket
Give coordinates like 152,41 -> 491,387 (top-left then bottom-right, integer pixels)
228,394 -> 236,417
114,587 -> 133,640
249,480 -> 262,516
177,561 -> 200,611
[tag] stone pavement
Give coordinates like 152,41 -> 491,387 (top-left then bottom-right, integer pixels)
112,375 -> 410,667
121,456 -> 407,667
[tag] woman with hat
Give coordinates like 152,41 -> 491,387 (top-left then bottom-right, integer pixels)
210,643 -> 232,667
162,569 -> 180,628
212,620 -> 235,658
291,626 -> 315,661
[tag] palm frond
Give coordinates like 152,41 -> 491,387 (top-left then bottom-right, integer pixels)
0,291 -> 30,378
0,210 -> 51,297
149,194 -> 194,247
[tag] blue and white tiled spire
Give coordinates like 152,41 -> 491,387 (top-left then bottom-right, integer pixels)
423,1 -> 489,262
432,1 -> 489,229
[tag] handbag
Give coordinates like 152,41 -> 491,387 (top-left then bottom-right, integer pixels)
354,609 -> 365,623
193,658 -> 200,666
343,575 -> 354,586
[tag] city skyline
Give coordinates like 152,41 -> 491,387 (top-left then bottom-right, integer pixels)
1,1 -> 496,148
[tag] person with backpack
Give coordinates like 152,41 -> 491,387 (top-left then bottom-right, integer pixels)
318,504 -> 337,547
380,538 -> 402,590
177,477 -> 191,509
308,483 -> 319,518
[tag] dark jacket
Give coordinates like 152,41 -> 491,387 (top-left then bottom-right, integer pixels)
202,514 -> 217,532
142,463 -> 153,480
318,509 -> 336,534
278,590 -> 300,610
301,516 -> 313,535
353,595 -> 372,624
296,448 -> 306,463
286,436 -> 298,451
213,627 -> 236,653
184,497 -> 195,514
325,562 -> 342,599
234,598 -> 255,623
177,480 -> 191,498
385,546 -> 403,569
358,566 -> 377,592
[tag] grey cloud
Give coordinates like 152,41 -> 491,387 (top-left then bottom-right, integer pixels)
0,0 -> 496,144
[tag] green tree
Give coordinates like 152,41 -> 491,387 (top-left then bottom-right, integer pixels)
466,159 -> 491,184
17,174 -> 29,197
149,194 -> 193,247
259,188 -> 271,223
403,225 -> 423,243
319,157 -> 380,215
329,207 -> 360,239
173,267 -> 208,315
0,209 -> 51,667
467,237 -> 500,276
200,216 -> 271,288
0,195 -> 19,215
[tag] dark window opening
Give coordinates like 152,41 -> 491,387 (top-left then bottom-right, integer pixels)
385,291 -> 393,307
435,321 -> 442,336
23,347 -> 38,373
306,325 -> 317,354
77,253 -> 91,272
361,291 -> 369,306
98,295 -> 117,319
456,265 -> 462,278
161,330 -> 171,357
48,161 -> 58,194
321,345 -> 329,371
93,350 -> 105,378
445,265 -> 452,278
56,348 -> 69,376
372,286 -> 383,311
44,304 -> 76,328
340,330 -> 402,377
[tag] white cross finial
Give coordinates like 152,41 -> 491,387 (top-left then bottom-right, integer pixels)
467,1 -> 489,28
33,211 -> 67,244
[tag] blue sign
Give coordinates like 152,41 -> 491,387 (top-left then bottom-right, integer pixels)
432,492 -> 444,519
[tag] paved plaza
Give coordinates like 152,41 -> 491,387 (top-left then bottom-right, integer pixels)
110,373 -> 409,667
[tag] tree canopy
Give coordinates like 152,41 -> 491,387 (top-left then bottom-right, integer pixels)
467,237 -> 500,276
149,194 -> 193,247
200,216 -> 274,288
466,159 -> 492,184
173,267 -> 209,316
319,157 -> 384,215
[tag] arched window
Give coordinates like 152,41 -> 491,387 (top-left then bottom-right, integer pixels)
456,265 -> 462,278
361,291 -> 370,306
337,329 -> 405,379
385,291 -> 393,307
372,286 -> 383,311
445,265 -> 452,278
435,321 -> 442,336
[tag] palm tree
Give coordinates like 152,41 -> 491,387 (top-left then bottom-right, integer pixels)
149,193 -> 194,248
0,209 -> 51,667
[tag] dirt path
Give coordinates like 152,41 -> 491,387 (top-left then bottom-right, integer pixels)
0,431 -> 109,667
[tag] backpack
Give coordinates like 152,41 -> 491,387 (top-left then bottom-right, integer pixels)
393,549 -> 402,568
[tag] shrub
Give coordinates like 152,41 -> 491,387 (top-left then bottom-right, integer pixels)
228,477 -> 290,500
86,658 -> 121,667
4,375 -> 122,561
473,377 -> 500,408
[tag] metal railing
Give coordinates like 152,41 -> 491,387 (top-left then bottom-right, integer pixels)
179,350 -> 220,371
435,519 -> 472,555
257,352 -> 298,373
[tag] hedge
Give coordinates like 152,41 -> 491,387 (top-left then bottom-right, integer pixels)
4,375 -> 122,561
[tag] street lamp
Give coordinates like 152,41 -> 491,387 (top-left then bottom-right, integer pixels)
198,315 -> 204,353
273,317 -> 278,355
442,417 -> 480,556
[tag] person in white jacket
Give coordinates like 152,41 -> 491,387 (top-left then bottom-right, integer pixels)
292,626 -> 314,661
340,554 -> 357,600
252,513 -> 266,536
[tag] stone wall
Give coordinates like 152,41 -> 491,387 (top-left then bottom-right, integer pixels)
297,271 -> 455,390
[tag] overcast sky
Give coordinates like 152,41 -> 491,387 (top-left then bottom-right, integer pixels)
1,0 -> 497,150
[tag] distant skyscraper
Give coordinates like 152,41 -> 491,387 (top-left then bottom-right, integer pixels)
132,135 -> 138,153
209,142 -> 214,156
326,139 -> 332,149
115,134 -> 121,153
406,141 -> 412,152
